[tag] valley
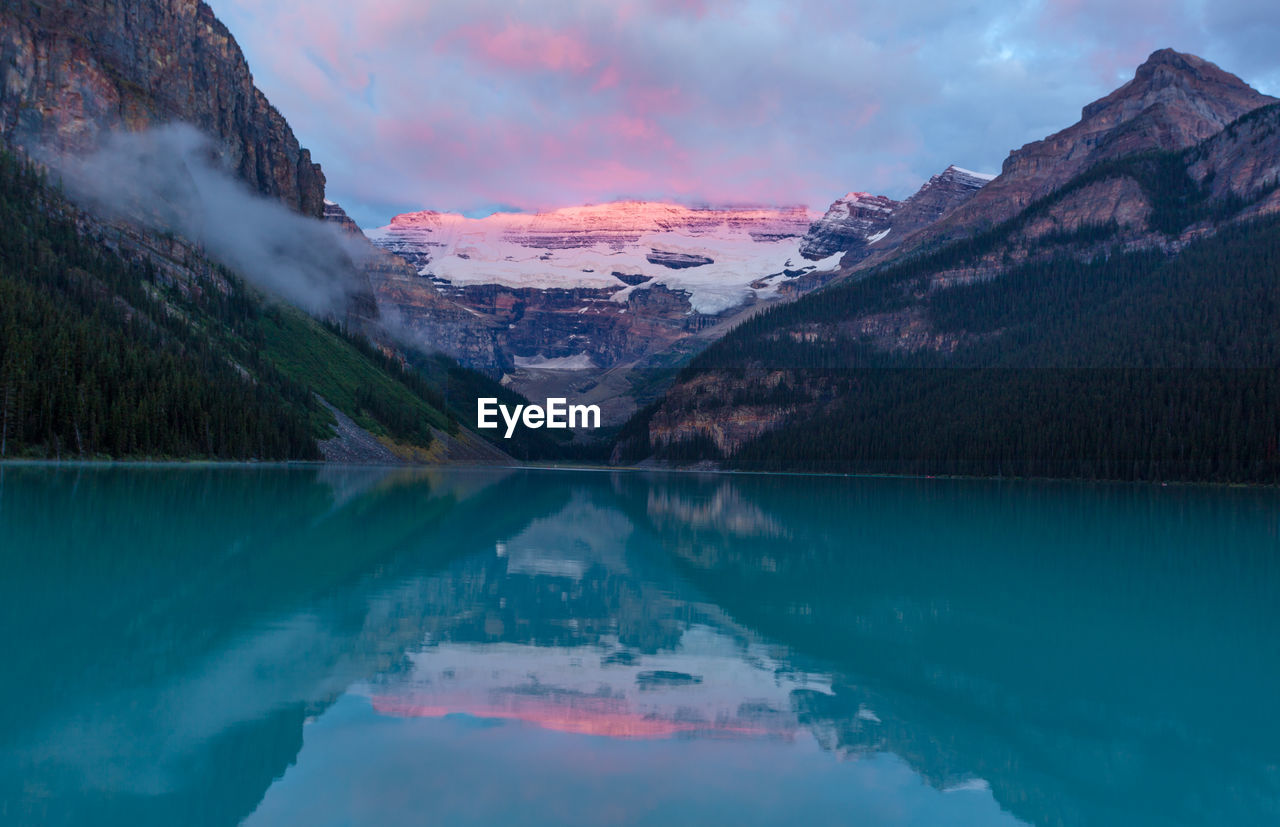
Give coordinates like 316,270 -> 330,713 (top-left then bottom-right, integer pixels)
361,202 -> 846,424
0,0 -> 1277,482
357,172 -> 1005,426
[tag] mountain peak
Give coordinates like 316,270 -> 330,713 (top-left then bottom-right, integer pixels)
1137,47 -> 1206,71
848,50 -> 1275,269
1081,48 -> 1274,124
940,165 -> 997,184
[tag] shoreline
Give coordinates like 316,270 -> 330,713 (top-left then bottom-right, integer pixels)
2,456 -> 1275,490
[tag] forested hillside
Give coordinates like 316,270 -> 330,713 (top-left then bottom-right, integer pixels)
617,156 -> 1280,481
0,150 -> 537,462
0,151 -> 326,459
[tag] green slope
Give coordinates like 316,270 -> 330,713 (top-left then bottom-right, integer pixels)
0,151 -> 321,460
260,307 -> 455,450
0,149 -> 486,461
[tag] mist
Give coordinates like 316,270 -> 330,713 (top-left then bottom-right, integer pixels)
47,124 -> 372,318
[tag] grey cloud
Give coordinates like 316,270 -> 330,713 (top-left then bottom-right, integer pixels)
207,0 -> 1280,226
48,125 -> 371,317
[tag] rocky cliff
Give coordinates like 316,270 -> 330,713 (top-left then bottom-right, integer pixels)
798,193 -> 897,260
322,200 -> 500,361
885,166 -> 994,245
0,0 -> 325,217
1187,102 -> 1280,216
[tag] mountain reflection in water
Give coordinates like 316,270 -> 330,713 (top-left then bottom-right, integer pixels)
1,465 -> 1276,826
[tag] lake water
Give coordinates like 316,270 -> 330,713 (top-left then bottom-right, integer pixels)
1,465 -> 1277,826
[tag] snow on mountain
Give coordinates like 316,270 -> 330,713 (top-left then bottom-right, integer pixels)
948,167 -> 997,184
797,193 -> 899,260
799,166 -> 996,267
367,201 -> 843,315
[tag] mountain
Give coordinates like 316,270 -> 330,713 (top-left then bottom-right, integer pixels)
880,166 -> 996,250
368,201 -> 837,316
0,0 -> 542,463
0,0 -> 325,217
615,50 -> 1280,483
798,166 -> 994,266
366,201 -> 848,423
798,193 -> 897,260
323,199 -> 505,372
864,49 -> 1277,265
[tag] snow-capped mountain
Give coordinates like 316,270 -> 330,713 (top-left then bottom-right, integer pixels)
368,201 -> 842,315
797,193 -> 898,260
355,186 -> 1003,425
798,166 -> 995,267
361,201 -> 852,423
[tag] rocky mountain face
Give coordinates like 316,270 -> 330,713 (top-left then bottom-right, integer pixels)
322,200 -> 501,365
870,49 -> 1277,264
798,193 -> 897,260
798,166 -> 994,266
1187,102 -> 1280,216
0,0 -> 325,217
885,166 -> 995,247
323,200 -> 363,235
365,202 -> 851,421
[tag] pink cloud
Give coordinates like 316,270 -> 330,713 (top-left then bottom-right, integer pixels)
592,65 -> 621,91
208,0 -> 1277,229
451,21 -> 596,73
648,0 -> 722,19
600,114 -> 662,142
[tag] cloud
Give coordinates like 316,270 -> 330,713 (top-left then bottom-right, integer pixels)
48,125 -> 372,318
449,22 -> 597,73
208,0 -> 1280,228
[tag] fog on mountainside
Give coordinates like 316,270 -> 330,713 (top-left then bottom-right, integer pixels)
45,124 -> 369,319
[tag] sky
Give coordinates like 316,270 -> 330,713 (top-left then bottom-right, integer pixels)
208,0 -> 1280,229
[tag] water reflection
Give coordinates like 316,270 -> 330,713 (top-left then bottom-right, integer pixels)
0,466 -> 1276,825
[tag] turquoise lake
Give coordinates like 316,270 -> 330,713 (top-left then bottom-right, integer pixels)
1,465 -> 1277,825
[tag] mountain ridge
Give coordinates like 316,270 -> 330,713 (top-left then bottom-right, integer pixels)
857,48 -> 1277,268
615,48 -> 1280,482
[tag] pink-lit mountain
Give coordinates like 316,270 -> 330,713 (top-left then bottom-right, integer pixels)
355,180 -> 1000,423
368,201 -> 840,316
